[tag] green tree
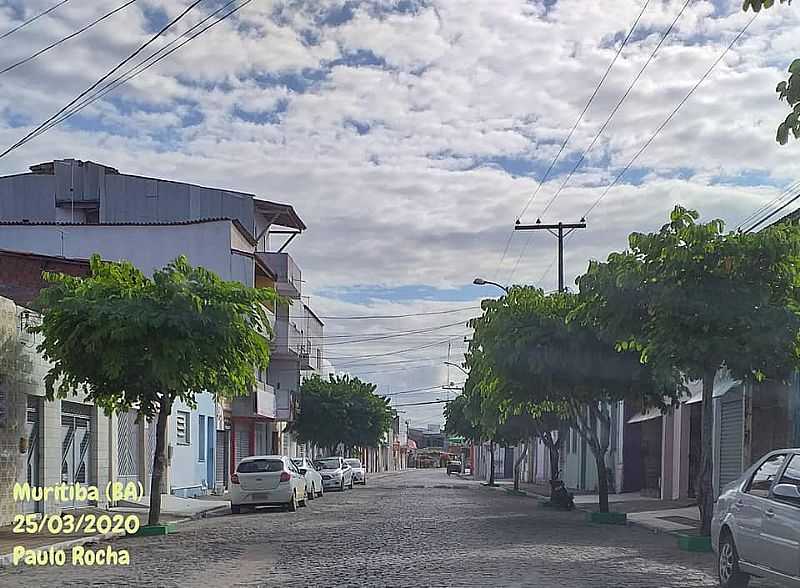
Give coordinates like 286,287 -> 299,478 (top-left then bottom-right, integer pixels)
743,0 -> 800,143
476,287 -> 679,512
579,206 -> 800,533
295,374 -> 393,456
33,255 -> 275,525
443,393 -> 481,442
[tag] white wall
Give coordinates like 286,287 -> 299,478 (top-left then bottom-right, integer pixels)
0,221 -> 250,282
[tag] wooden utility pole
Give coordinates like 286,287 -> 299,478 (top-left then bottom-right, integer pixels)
514,219 -> 587,292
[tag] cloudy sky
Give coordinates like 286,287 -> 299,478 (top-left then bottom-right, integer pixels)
1,0 -> 798,428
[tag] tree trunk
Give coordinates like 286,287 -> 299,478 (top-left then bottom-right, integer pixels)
697,367 -> 717,536
147,396 -> 172,526
594,451 -> 609,513
488,440 -> 495,486
514,442 -> 528,492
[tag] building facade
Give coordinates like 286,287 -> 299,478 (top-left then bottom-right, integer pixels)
0,158 -> 319,497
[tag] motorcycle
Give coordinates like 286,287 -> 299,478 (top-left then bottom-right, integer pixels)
549,472 -> 575,510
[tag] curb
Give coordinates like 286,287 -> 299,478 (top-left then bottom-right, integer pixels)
0,504 -> 230,569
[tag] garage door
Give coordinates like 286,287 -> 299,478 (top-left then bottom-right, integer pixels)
235,422 -> 252,466
117,410 -> 140,486
719,389 -> 744,491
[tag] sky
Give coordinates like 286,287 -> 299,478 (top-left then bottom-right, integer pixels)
0,0 -> 798,428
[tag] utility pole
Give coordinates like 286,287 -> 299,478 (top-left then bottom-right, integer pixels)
514,219 -> 587,292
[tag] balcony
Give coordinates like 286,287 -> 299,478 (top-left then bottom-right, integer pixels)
275,387 -> 294,422
272,312 -> 303,358
257,252 -> 301,299
231,381 -> 276,419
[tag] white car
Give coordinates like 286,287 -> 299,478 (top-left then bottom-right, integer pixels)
345,458 -> 366,485
292,457 -> 324,500
315,456 -> 354,491
230,455 -> 307,513
712,448 -> 800,587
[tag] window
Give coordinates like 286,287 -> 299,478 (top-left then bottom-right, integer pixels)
778,455 -> 800,488
237,459 -> 283,473
176,411 -> 190,445
287,460 -> 300,474
747,454 -> 787,497
198,415 -> 205,462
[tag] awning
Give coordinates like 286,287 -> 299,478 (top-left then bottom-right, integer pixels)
627,370 -> 742,424
254,199 -> 306,230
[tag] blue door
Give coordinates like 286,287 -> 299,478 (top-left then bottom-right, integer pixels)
207,417 -> 215,489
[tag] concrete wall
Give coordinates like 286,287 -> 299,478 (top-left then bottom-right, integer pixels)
0,222 -> 249,282
169,392 -> 216,497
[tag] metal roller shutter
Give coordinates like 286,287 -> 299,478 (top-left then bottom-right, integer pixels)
235,422 -> 251,466
719,390 -> 744,490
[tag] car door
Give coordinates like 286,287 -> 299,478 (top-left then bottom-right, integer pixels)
736,453 -> 787,566
760,454 -> 800,577
287,459 -> 306,499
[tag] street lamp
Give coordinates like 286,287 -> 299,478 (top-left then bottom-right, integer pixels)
444,361 -> 469,375
473,277 -> 509,294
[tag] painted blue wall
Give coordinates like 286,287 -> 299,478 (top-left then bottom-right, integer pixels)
169,392 -> 216,497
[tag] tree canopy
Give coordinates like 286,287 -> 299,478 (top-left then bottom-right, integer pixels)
578,205 -> 800,533
743,0 -> 799,143
295,374 -> 394,455
33,255 -> 276,524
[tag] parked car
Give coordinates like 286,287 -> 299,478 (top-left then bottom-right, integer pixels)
447,460 -> 462,475
345,458 -> 366,485
712,448 -> 800,587
230,455 -> 307,514
292,457 -> 324,500
315,456 -> 354,491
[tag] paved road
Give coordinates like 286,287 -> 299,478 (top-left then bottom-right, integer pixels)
0,468 -> 773,587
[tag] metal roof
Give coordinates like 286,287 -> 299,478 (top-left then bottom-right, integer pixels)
254,199 -> 306,231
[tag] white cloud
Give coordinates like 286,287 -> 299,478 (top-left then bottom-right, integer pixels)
1,0 -> 799,425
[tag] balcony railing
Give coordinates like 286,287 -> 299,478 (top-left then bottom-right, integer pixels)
231,381 -> 276,419
257,252 -> 301,299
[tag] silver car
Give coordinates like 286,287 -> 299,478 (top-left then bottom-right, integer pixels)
712,448 -> 800,587
315,456 -> 354,491
346,458 -> 366,485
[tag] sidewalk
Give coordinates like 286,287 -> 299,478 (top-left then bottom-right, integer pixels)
476,477 -> 701,535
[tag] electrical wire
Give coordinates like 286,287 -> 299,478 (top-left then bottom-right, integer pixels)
325,339 -> 453,363
581,13 -> 758,220
17,0 -> 249,149
391,400 -> 453,407
303,319 -> 470,342
0,0 -> 140,76
0,0 -> 208,160
496,0 -> 651,284
744,192 -> 800,233
538,0 -> 693,220
314,305 -> 480,320
735,180 -> 800,231
0,0 -> 71,42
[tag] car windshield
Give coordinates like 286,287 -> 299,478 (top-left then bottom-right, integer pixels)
346,460 -> 362,468
291,459 -> 303,468
316,459 -> 341,470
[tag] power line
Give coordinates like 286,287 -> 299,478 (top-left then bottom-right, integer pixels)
305,319 -> 470,343
391,400 -> 453,407
18,0 -> 250,148
735,180 -> 800,231
0,0 -> 207,160
315,305 -> 480,320
382,384 -> 464,397
744,192 -> 800,233
326,338 -> 453,363
0,0 -> 71,42
497,0 -> 651,283
537,0 -> 693,221
582,13 -> 759,220
0,0 -> 140,76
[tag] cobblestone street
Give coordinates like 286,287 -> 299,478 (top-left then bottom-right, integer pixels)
0,469 -> 777,587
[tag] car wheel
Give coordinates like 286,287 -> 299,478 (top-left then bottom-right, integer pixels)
718,532 -> 750,588
340,479 -> 345,492
349,477 -> 354,489
288,491 -> 298,512
316,486 -> 323,498
362,477 -> 366,486
307,486 -> 315,500
231,504 -> 241,514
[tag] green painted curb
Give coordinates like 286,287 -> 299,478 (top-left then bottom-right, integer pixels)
134,522 -> 177,537
677,534 -> 712,552
587,511 -> 627,525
